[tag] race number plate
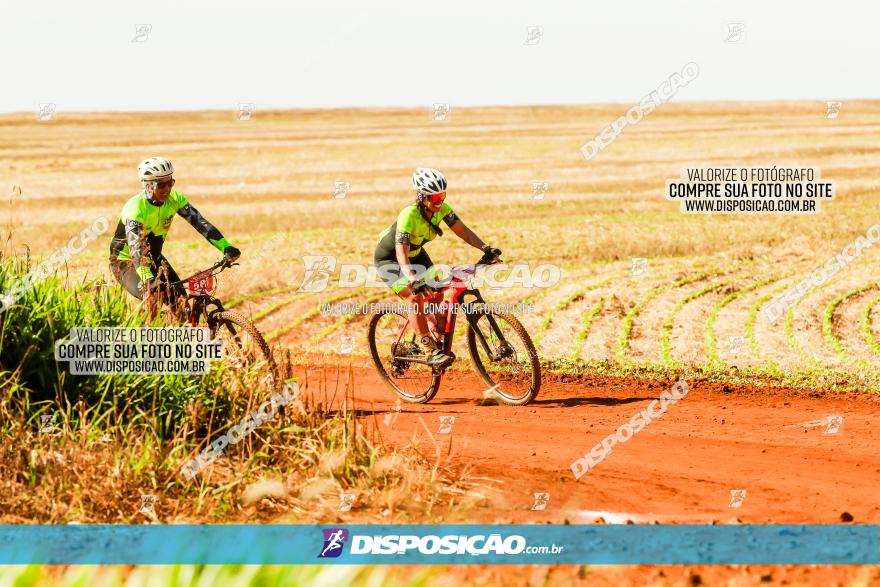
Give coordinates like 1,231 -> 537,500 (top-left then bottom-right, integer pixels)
186,271 -> 214,295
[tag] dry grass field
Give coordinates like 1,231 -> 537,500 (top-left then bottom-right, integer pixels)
5,101 -> 880,585
4,101 -> 880,383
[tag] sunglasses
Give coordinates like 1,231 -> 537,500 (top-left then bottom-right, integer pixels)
145,178 -> 175,192
424,191 -> 446,205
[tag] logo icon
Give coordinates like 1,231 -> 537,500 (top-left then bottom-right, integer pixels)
531,492 -> 550,510
333,181 -> 350,199
825,101 -> 842,119
132,24 -> 152,43
298,255 -> 337,292
383,399 -> 401,426
237,103 -> 256,121
338,335 -> 355,354
724,22 -> 745,43
727,335 -> 745,355
39,414 -> 58,434
530,181 -> 549,201
524,25 -> 544,45
36,103 -> 56,122
318,528 -> 349,558
438,415 -> 455,434
630,257 -> 648,277
824,415 -> 843,435
0,293 -> 13,313
337,493 -> 355,512
431,103 -> 451,122
728,489 -> 746,508
139,494 -> 157,515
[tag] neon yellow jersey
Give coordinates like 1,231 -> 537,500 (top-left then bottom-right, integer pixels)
109,189 -> 231,281
376,202 -> 458,259
112,190 -> 188,262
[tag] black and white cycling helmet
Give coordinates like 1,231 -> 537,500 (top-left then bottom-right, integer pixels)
138,156 -> 174,181
412,167 -> 447,200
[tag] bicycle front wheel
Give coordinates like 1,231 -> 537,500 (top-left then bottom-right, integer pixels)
466,309 -> 541,406
212,309 -> 278,388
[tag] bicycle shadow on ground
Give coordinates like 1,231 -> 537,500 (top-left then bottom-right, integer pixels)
332,407 -> 472,418
350,396 -> 658,408
527,396 -> 656,408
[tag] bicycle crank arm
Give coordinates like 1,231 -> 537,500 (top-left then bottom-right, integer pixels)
393,356 -> 430,365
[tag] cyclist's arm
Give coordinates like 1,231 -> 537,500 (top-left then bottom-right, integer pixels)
449,218 -> 487,251
394,242 -> 421,281
392,221 -> 424,282
124,219 -> 154,282
176,203 -> 234,253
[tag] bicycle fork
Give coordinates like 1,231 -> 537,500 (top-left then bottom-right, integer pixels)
462,292 -> 507,361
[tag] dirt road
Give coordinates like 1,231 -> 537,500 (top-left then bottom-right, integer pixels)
295,365 -> 880,525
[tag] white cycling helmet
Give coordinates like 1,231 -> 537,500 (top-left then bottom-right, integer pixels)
138,156 -> 174,181
412,167 -> 447,198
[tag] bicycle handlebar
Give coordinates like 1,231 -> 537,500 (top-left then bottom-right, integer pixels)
167,257 -> 234,288
412,251 -> 502,294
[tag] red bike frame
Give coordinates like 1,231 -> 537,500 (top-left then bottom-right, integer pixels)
391,263 -> 491,359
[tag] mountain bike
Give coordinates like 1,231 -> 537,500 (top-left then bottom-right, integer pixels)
163,258 -> 277,386
367,252 -> 541,406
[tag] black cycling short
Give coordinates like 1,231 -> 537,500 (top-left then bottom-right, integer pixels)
373,246 -> 434,294
109,255 -> 185,303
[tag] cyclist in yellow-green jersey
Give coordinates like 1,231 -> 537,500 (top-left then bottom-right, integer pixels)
109,157 -> 241,304
374,168 -> 500,367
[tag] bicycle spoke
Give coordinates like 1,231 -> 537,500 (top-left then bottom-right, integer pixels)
369,310 -> 439,403
468,311 -> 540,405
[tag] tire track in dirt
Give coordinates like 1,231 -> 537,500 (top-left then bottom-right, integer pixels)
704,273 -> 788,369
826,281 -> 880,369
617,267 -> 724,364
785,276 -> 858,371
749,275 -> 802,369
578,271 -> 676,363
663,276 -> 737,367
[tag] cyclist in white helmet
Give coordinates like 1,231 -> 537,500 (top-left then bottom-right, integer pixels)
374,167 -> 501,367
109,157 -> 241,306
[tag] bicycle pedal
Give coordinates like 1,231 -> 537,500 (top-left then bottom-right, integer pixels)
431,356 -> 455,374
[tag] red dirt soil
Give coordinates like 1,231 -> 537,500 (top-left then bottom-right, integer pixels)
294,365 -> 880,526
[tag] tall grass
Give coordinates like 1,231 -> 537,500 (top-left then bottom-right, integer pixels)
0,255 -> 459,524
0,254 -> 243,434
0,563 -> 450,587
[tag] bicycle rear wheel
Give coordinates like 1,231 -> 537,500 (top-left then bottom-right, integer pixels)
367,308 -> 440,403
466,309 -> 541,406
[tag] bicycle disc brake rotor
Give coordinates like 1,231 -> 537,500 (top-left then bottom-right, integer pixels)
495,340 -> 515,360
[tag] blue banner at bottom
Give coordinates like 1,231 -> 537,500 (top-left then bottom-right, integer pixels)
0,524 -> 876,565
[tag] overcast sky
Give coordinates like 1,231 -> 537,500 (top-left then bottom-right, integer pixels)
2,1 -> 877,113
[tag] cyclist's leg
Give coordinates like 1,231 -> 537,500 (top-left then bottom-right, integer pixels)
402,249 -> 436,339
154,256 -> 185,305
109,259 -> 144,299
375,249 -> 434,337
375,249 -> 424,329
376,249 -> 451,366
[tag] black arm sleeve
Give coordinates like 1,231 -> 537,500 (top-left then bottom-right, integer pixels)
177,203 -> 224,243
